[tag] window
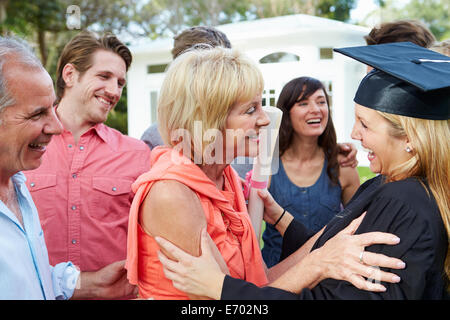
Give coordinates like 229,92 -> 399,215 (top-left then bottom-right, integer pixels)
262,89 -> 277,107
321,80 -> 333,107
320,48 -> 333,60
147,64 -> 168,74
150,90 -> 158,123
259,52 -> 300,64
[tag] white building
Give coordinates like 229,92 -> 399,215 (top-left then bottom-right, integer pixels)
127,14 -> 371,165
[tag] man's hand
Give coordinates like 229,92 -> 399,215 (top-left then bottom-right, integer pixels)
71,260 -> 137,299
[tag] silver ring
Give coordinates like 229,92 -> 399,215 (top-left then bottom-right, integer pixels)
359,251 -> 364,264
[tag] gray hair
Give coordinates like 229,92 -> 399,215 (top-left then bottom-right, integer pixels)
0,36 -> 43,114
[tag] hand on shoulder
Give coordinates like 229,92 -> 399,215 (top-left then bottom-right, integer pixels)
139,180 -> 206,257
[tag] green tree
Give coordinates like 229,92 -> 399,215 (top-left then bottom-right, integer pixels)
246,0 -> 356,21
134,0 -> 249,37
0,0 -> 136,134
0,0 -> 136,69
361,0 -> 449,41
402,0 -> 450,40
105,86 -> 128,135
316,0 -> 356,21
1,0 -> 66,67
136,0 -> 357,39
1,0 -> 361,135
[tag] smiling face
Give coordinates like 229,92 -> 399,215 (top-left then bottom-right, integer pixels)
351,104 -> 410,176
224,93 -> 270,160
64,49 -> 126,125
0,63 -> 63,175
289,88 -> 329,138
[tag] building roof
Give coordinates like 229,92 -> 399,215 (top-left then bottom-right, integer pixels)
219,13 -> 369,39
130,14 -> 370,55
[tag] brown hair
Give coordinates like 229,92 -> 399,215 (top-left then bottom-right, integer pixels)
171,26 -> 231,59
364,20 -> 436,48
55,30 -> 132,103
277,77 -> 340,185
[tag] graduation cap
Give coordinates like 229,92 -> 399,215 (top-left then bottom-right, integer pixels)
334,42 -> 450,120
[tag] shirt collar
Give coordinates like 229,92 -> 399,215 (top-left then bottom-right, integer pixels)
90,123 -> 119,152
90,123 -> 110,144
12,171 -> 26,185
60,122 -> 116,150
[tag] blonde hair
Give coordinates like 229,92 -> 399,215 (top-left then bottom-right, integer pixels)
430,39 -> 450,57
379,112 -> 450,281
157,47 -> 264,162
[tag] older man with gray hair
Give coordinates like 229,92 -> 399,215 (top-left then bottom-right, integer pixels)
0,36 -> 135,300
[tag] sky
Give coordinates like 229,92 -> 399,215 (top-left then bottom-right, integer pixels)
350,0 -> 378,22
350,0 -> 412,24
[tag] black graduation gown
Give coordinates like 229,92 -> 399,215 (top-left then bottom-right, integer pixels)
221,176 -> 448,300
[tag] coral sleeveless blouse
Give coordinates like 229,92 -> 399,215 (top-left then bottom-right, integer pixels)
126,147 -> 268,299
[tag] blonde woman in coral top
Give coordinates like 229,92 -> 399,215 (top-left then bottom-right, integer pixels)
126,47 -> 404,300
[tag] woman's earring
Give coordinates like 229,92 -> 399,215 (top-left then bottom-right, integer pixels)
406,146 -> 412,153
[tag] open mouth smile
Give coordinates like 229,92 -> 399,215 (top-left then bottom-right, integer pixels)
96,95 -> 114,109
28,142 -> 49,152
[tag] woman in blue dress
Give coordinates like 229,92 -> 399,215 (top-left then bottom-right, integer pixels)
262,77 -> 361,267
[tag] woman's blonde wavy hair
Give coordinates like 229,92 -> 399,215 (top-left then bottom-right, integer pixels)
157,47 -> 264,163
378,112 -> 450,282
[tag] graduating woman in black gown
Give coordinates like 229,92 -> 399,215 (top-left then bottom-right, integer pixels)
155,43 -> 449,300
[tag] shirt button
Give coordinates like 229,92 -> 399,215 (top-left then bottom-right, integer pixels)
79,146 -> 84,150
71,205 -> 77,210
68,144 -> 72,148
71,239 -> 77,244
30,182 -> 35,187
112,187 -> 117,192
72,173 -> 77,178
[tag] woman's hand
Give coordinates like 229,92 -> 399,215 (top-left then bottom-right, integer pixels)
257,189 -> 293,236
337,142 -> 358,168
310,213 -> 406,292
155,228 -> 225,300
256,189 -> 281,225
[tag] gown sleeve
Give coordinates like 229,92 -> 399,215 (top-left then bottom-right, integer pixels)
222,275 -> 300,300
222,182 -> 446,300
280,219 -> 315,261
278,176 -> 384,262
296,193 -> 441,300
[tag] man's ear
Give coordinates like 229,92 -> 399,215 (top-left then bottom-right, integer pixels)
61,63 -> 78,88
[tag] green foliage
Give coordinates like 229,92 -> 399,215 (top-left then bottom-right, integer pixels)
317,0 -> 356,21
402,0 -> 450,41
2,0 -> 65,35
105,110 -> 128,135
114,86 -> 128,114
357,166 -> 377,184
136,0 -> 357,38
360,0 -> 449,41
1,0 -> 134,133
3,0 -> 446,134
105,86 -> 128,134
